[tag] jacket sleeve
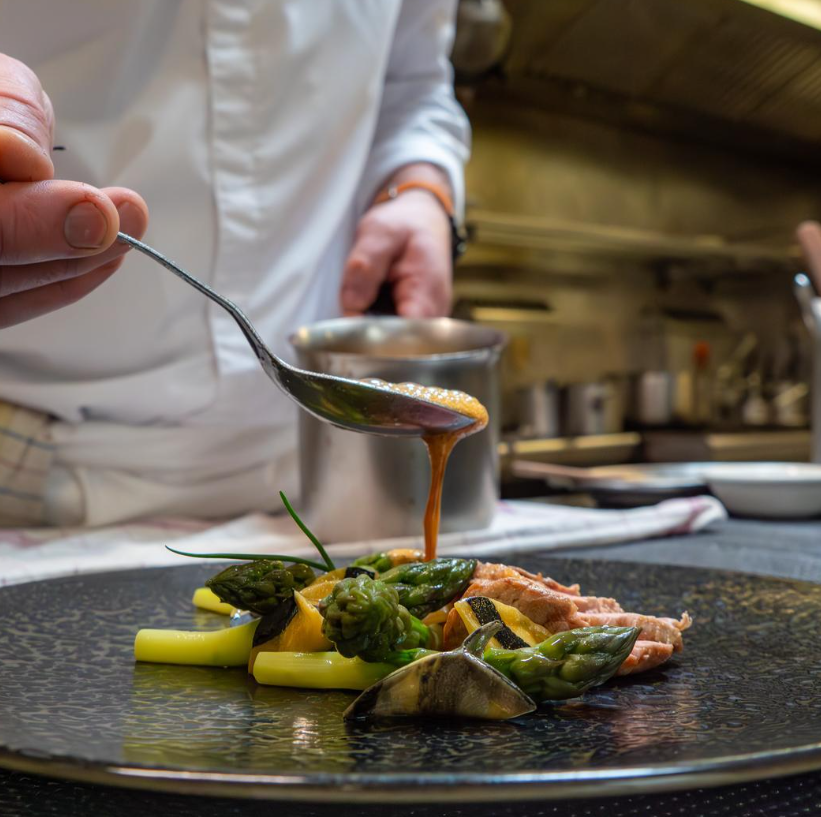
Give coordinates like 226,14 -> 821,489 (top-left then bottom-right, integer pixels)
356,0 -> 471,218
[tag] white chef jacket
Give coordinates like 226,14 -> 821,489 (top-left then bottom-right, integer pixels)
0,0 -> 470,525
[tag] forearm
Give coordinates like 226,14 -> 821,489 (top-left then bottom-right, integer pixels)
355,0 -> 469,217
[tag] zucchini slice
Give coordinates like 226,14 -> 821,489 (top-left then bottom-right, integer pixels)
454,597 -> 550,649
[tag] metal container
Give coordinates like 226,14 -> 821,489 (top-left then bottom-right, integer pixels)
514,381 -> 560,438
629,371 -> 674,427
563,380 -> 625,436
290,317 -> 506,542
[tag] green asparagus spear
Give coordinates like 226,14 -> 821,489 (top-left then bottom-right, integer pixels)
379,558 -> 477,617
351,552 -> 395,573
206,559 -> 315,615
319,574 -> 433,662
483,625 -> 639,703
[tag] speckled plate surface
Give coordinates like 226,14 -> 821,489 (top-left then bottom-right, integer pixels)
1,557 -> 820,804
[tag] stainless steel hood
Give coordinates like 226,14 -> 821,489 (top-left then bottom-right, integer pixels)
465,0 -> 821,162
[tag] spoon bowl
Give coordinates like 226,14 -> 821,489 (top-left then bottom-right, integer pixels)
117,233 -> 475,436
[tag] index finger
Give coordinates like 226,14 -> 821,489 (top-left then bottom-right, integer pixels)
0,53 -> 54,182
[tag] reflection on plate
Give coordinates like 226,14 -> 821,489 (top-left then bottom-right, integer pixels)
2,560 -> 821,803
703,462 -> 821,519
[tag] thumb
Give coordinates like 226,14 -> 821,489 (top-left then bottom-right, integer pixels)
0,54 -> 55,182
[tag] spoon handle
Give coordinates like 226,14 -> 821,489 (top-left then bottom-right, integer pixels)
117,232 -> 277,370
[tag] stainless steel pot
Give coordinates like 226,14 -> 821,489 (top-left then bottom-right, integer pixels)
290,317 -> 506,542
514,381 -> 560,439
563,380 -> 625,436
629,371 -> 674,427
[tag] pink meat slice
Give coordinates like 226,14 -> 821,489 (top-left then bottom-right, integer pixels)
616,640 -> 675,676
475,562 -> 581,595
474,563 -> 622,612
581,612 -> 692,652
454,570 -> 691,677
461,576 -> 590,632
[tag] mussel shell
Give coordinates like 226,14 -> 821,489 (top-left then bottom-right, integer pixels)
343,650 -> 536,721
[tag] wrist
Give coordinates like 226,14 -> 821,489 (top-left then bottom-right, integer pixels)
372,174 -> 466,264
374,181 -> 454,221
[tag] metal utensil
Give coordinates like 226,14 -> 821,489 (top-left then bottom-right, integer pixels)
116,233 -> 474,437
291,317 -> 505,541
628,371 -> 674,427
564,380 -> 625,436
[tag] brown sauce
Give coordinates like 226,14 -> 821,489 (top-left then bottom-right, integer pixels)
367,380 -> 488,560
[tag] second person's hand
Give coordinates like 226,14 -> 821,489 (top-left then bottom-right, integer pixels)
0,53 -> 148,329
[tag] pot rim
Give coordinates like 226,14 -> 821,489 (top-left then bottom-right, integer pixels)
289,316 -> 507,362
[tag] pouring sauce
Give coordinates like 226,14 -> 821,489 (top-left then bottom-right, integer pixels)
365,379 -> 488,560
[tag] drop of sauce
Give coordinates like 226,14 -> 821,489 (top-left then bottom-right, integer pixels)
365,380 -> 489,560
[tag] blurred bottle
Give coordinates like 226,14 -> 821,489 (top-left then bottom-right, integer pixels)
692,341 -> 712,426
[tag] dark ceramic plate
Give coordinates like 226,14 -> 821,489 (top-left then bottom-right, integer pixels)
1,557 -> 820,804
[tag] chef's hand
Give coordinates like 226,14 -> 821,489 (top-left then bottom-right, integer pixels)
0,53 -> 148,330
341,164 -> 453,318
797,221 -> 821,294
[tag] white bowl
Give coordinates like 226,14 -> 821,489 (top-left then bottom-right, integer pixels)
703,462 -> 821,519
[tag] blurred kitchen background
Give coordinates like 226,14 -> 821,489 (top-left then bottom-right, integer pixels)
450,0 -> 821,500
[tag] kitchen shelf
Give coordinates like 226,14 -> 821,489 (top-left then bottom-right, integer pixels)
467,210 -> 799,267
500,429 -> 812,472
499,432 -> 642,469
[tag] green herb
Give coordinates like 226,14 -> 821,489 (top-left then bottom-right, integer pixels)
165,546 -> 327,571
164,490 -> 336,572
279,490 -> 335,571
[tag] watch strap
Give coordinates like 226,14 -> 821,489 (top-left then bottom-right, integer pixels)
374,181 -> 467,263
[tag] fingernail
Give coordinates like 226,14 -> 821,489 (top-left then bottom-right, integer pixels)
116,201 -> 142,237
64,201 -> 109,249
0,125 -> 49,157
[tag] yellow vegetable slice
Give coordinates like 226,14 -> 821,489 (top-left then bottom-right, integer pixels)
310,568 -> 347,583
134,619 -> 259,667
253,651 -> 395,690
385,548 -> 423,566
300,579 -> 338,605
248,591 -> 332,671
422,608 -> 450,626
453,597 -> 549,648
301,567 -> 346,605
192,586 -> 237,616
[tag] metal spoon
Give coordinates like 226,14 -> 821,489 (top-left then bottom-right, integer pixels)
117,233 -> 474,436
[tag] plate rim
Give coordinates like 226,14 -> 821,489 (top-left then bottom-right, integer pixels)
3,741 -> 821,802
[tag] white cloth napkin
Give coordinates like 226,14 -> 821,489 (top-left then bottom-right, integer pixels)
0,496 -> 726,586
